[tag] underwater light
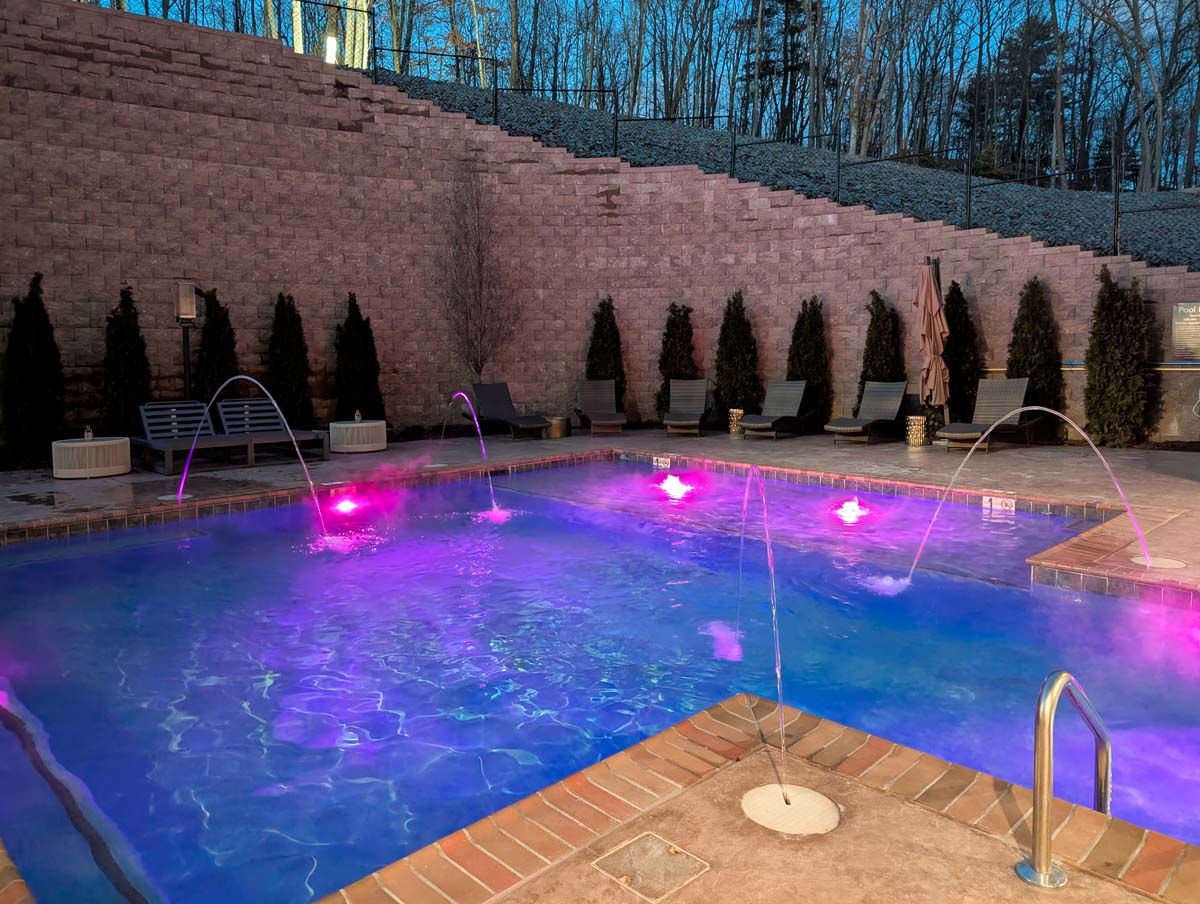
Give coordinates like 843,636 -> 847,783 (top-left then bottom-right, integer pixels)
656,474 -> 695,501
332,497 -> 362,515
833,497 -> 870,525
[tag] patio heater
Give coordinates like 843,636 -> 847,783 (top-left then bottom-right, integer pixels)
174,279 -> 199,399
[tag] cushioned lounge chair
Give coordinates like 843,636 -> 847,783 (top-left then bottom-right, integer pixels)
936,377 -> 1029,452
216,398 -> 330,464
740,380 -> 807,440
663,379 -> 707,436
133,401 -> 252,476
473,383 -> 550,439
824,381 -> 907,445
579,380 -> 626,435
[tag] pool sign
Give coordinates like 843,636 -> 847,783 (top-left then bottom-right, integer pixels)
1173,303 -> 1200,360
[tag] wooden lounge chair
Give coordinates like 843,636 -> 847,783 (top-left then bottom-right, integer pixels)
579,380 -> 627,435
663,379 -> 707,436
216,398 -> 330,464
472,383 -> 550,439
936,377 -> 1029,452
132,401 -> 252,476
824,381 -> 907,445
740,380 -> 807,440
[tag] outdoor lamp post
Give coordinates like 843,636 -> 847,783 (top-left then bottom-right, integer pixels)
175,279 -> 198,399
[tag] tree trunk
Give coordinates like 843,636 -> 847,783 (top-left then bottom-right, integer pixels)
751,0 -> 766,136
509,0 -> 521,87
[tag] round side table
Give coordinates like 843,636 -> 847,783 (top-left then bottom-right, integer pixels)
546,416 -> 571,439
329,420 -> 387,453
52,437 -> 131,478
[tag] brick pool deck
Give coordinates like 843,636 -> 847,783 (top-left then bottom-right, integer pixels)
314,695 -> 1199,904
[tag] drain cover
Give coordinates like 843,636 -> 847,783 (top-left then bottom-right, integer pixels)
1131,555 -> 1188,569
741,784 -> 840,835
592,832 -> 709,902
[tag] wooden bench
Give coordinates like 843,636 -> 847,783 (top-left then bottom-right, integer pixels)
132,401 -> 253,476
216,398 -> 329,465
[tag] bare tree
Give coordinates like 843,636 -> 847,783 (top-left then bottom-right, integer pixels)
436,167 -> 519,381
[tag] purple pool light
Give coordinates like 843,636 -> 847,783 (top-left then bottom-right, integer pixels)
332,497 -> 362,515
832,496 -> 871,525
655,473 -> 696,502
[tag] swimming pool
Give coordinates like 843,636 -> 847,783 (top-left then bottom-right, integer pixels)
0,460 -> 1196,902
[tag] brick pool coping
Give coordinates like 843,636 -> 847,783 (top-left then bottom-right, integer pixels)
0,840 -> 33,904
313,693 -> 1199,904
2,445 -> 1194,604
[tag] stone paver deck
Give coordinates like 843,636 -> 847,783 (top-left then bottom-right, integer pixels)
315,695 -> 1200,904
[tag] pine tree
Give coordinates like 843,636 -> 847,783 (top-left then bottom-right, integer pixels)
1084,267 -> 1154,446
2,274 -> 64,466
334,293 -> 386,421
854,291 -> 905,416
786,296 -> 833,428
654,302 -> 701,418
266,293 -> 315,428
942,281 -> 983,423
585,295 -> 626,412
101,286 -> 152,437
713,289 -> 764,419
195,288 -> 239,402
1006,276 -> 1064,414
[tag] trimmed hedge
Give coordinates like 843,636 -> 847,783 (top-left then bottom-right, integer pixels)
712,289 -> 764,419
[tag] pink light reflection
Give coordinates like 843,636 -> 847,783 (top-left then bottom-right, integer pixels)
656,474 -> 695,502
833,496 -> 871,525
332,498 -> 361,515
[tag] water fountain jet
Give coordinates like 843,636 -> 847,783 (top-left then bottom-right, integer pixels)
449,391 -> 499,512
902,406 -> 1152,587
175,375 -> 327,535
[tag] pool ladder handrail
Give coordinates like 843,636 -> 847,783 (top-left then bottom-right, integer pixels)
1015,669 -> 1113,889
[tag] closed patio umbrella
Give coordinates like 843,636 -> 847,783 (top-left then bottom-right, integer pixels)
915,258 -> 949,409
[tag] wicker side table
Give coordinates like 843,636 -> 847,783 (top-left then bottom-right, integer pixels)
52,437 -> 131,478
329,420 -> 387,453
546,416 -> 571,439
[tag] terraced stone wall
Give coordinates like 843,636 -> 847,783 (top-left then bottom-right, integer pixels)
1,0 -> 1198,439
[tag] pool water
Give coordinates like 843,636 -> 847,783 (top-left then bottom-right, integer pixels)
0,461 -> 1197,902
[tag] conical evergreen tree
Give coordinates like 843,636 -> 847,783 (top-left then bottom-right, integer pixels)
266,293 -> 315,428
854,291 -> 905,416
1006,276 -> 1063,415
654,302 -> 701,418
585,295 -> 626,412
713,289 -> 764,419
1084,267 -> 1154,446
2,274 -> 64,466
942,281 -> 983,423
195,288 -> 239,402
101,286 -> 152,437
334,293 -> 385,421
786,296 -> 833,429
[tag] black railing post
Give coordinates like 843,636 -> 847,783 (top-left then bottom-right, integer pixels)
730,128 -> 737,179
965,126 -> 976,229
1112,147 -> 1122,255
369,9 -> 377,81
612,88 -> 619,156
492,59 -> 499,124
835,139 -> 842,203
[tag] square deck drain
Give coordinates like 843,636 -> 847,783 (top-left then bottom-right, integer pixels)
592,832 -> 709,903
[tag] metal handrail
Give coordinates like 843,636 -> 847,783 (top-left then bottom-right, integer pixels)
1015,670 -> 1113,889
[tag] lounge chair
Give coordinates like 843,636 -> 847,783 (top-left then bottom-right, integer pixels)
740,380 -> 807,440
132,401 -> 253,476
936,378 -> 1029,452
579,380 -> 627,435
216,398 -> 330,464
824,381 -> 907,445
663,379 -> 707,436
473,383 -> 550,439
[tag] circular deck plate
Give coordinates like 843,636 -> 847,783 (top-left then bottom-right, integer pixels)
741,785 -> 840,835
1131,555 -> 1187,569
